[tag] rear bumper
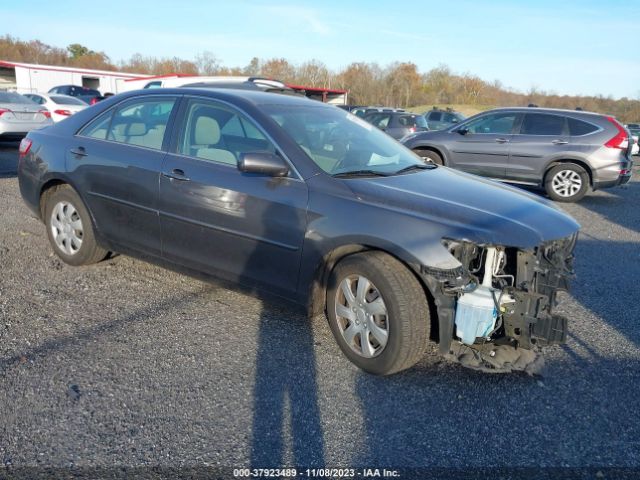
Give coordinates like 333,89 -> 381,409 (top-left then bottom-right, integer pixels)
0,121 -> 52,138
593,172 -> 632,189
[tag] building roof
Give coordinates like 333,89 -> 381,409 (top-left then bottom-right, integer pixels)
0,60 -> 149,79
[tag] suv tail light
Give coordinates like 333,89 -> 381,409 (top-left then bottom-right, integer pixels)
0,108 -> 11,117
54,109 -> 72,116
604,116 -> 629,150
90,98 -> 98,105
19,138 -> 32,159
39,109 -> 51,119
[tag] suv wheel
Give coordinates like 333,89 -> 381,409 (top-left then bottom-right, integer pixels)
413,149 -> 443,166
43,185 -> 108,266
544,163 -> 590,202
326,251 -> 430,375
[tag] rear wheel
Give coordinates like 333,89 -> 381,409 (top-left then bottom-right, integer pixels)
326,251 -> 430,375
43,185 -> 108,266
544,163 -> 590,202
413,148 -> 443,166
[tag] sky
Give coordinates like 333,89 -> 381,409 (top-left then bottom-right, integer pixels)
2,0 -> 640,99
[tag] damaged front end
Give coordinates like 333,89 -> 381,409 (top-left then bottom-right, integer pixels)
421,233 -> 577,373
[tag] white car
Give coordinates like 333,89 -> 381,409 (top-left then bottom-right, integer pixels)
0,91 -> 53,140
23,93 -> 88,123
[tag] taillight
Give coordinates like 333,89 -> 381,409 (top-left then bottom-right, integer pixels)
605,116 -> 629,149
90,98 -> 98,105
39,109 -> 51,119
54,109 -> 72,116
0,108 -> 11,117
19,138 -> 32,159
408,127 -> 416,133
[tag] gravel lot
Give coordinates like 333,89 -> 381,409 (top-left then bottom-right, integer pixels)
1,142 -> 639,477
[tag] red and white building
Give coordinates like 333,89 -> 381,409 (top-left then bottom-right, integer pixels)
0,60 -> 149,94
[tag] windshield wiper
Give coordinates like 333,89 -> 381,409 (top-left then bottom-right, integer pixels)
332,170 -> 391,178
394,163 -> 436,174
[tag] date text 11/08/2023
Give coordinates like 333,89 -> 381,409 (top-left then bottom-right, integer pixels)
233,468 -> 400,478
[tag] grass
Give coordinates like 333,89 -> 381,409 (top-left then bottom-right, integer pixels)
406,104 -> 496,117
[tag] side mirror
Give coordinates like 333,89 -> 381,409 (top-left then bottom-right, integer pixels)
238,152 -> 289,177
457,127 -> 469,135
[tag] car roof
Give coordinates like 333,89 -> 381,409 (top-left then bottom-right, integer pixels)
123,87 -> 329,108
489,106 -> 604,117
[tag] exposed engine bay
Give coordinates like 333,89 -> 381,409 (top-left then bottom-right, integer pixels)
422,234 -> 577,373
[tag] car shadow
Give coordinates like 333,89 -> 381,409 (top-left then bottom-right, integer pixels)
0,141 -> 19,178
240,200 -> 325,468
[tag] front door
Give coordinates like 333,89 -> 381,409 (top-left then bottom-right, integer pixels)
447,111 -> 519,178
159,97 -> 308,295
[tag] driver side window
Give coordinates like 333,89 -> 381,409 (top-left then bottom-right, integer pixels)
179,99 -> 276,166
466,113 -> 517,134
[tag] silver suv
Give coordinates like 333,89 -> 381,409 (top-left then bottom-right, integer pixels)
402,107 -> 634,202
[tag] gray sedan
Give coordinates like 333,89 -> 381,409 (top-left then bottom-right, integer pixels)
0,91 -> 53,140
18,90 -> 579,375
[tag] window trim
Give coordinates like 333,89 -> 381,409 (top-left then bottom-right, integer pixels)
170,94 -> 304,182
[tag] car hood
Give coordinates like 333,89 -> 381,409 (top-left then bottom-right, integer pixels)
343,167 -> 580,248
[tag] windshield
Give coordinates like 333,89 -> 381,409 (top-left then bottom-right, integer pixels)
51,95 -> 87,106
265,105 -> 425,176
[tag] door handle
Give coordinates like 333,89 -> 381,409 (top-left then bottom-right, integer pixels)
70,147 -> 88,157
162,168 -> 190,181
495,138 -> 509,144
552,139 -> 569,145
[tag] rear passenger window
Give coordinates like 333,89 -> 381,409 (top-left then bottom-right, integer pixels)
397,116 -> 416,127
568,118 -> 598,136
521,114 -> 565,135
429,112 -> 442,121
106,97 -> 177,150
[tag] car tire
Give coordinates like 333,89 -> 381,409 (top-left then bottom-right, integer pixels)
326,251 -> 430,375
414,149 -> 443,166
43,185 -> 108,266
544,163 -> 590,202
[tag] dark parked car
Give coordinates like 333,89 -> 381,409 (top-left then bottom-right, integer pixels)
351,106 -> 405,118
363,111 -> 428,140
48,85 -> 105,105
18,89 -> 579,375
403,107 -> 634,202
423,107 -> 466,130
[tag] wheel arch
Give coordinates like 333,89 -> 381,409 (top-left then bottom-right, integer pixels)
544,158 -> 593,187
306,243 -> 440,342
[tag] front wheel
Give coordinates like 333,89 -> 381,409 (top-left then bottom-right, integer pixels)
544,163 -> 590,202
413,149 -> 443,166
43,185 -> 108,266
326,252 -> 430,375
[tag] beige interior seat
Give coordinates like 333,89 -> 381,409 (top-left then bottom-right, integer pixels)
193,116 -> 236,165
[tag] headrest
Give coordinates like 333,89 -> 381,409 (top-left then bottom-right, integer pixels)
195,116 -> 220,145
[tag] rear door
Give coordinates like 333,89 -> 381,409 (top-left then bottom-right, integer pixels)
158,97 -> 308,295
446,111 -> 519,178
70,95 -> 179,255
507,113 -> 568,183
